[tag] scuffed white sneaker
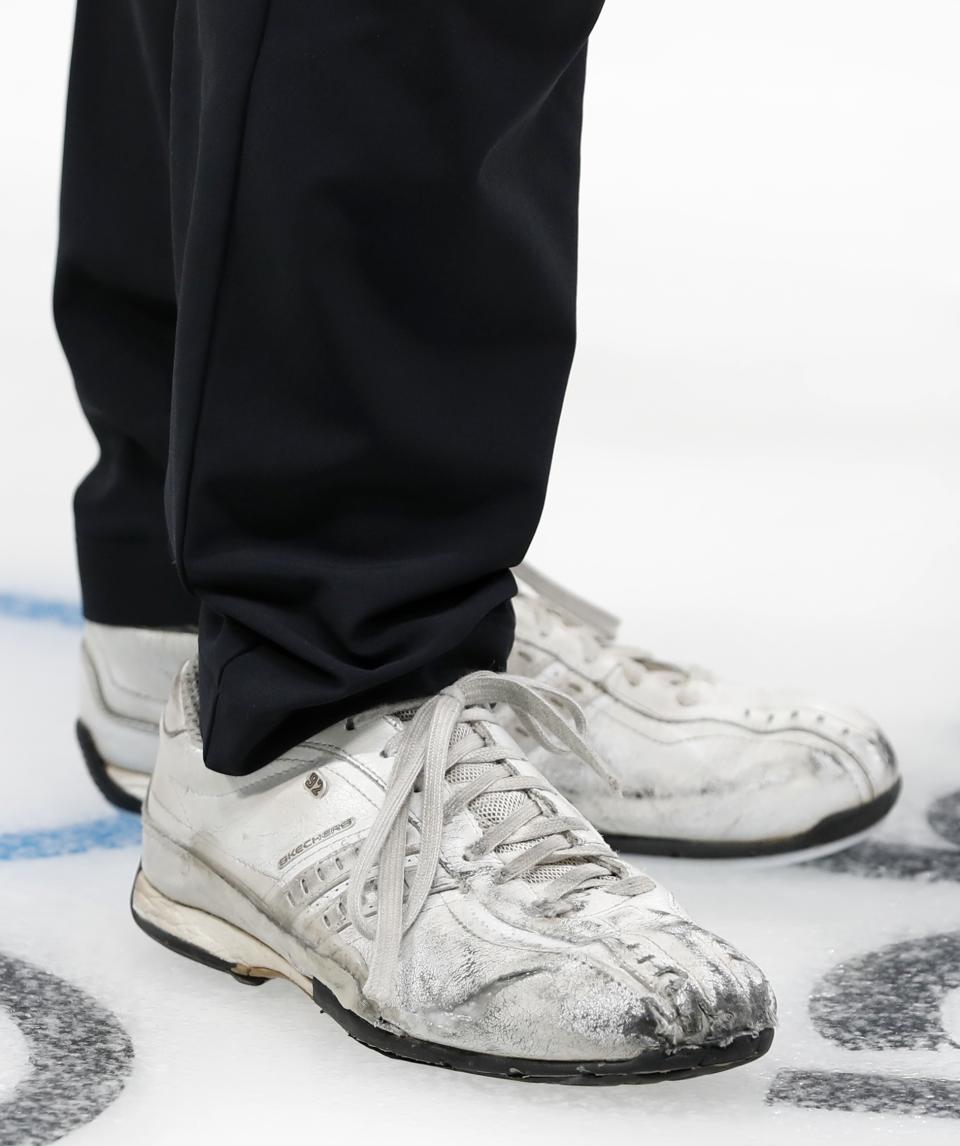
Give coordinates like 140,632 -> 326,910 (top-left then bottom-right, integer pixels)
132,663 -> 775,1083
77,622 -> 197,810
507,565 -> 901,858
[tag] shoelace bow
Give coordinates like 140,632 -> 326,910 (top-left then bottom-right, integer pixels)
516,562 -> 713,698
345,670 -> 649,1008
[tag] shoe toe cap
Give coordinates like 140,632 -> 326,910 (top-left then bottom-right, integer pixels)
610,916 -> 777,1052
397,915 -> 776,1064
826,721 -> 899,800
771,702 -> 900,804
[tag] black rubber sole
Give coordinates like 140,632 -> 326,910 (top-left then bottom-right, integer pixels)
130,874 -> 774,1085
76,720 -> 144,814
603,777 -> 902,859
307,979 -> 773,1084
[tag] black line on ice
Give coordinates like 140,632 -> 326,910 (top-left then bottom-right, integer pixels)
808,785 -> 960,883
0,952 -> 133,1146
928,789 -> 960,849
768,1069 -> 960,1120
808,839 -> 960,882
809,931 -> 960,1051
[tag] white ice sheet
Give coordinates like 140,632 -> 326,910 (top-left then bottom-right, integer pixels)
1,611 -> 958,1146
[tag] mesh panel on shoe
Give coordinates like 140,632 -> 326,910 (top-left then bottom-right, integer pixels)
364,700 -> 570,883
446,724 -> 528,833
384,703 -> 606,888
445,718 -> 607,887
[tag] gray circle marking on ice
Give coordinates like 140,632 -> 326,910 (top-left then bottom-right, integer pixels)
769,788 -> 960,1119
928,789 -> 960,849
0,952 -> 134,1146
810,931 -> 960,1051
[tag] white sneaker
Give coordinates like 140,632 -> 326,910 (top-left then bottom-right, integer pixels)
78,621 -> 197,810
76,566 -> 902,859
507,565 -> 901,858
132,663 -> 776,1083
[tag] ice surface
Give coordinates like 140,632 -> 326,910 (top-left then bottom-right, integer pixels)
2,611 -> 959,1145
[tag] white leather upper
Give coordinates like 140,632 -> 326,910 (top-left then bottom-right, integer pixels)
141,665 -> 776,1060
507,582 -> 899,844
79,622 -> 198,774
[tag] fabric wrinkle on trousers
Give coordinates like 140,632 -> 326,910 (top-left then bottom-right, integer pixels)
55,0 -> 605,774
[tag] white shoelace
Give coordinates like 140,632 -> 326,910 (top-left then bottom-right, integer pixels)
346,671 -> 650,1008
515,562 -> 712,702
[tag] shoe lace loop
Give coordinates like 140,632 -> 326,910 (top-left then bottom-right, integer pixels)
346,670 -> 646,1008
515,562 -> 712,699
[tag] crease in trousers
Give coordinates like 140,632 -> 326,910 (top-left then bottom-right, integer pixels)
55,0 -> 606,774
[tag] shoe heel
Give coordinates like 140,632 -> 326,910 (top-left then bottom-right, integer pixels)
76,721 -> 148,813
130,868 -> 309,989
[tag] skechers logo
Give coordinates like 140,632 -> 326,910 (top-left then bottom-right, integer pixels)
304,771 -> 326,797
277,818 -> 355,871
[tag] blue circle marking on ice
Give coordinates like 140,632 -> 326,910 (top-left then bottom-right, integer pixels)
0,814 -> 141,863
0,591 -> 141,862
0,592 -> 82,628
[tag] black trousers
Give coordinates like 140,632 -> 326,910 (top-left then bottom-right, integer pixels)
55,0 -> 604,775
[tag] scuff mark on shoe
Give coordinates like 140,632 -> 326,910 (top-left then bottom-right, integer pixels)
406,967 -> 548,1038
